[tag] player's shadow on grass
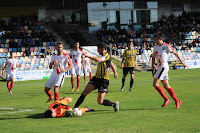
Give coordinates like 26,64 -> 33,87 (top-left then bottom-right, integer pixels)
63,92 -> 82,95
0,117 -> 21,120
27,113 -> 46,119
98,108 -> 174,112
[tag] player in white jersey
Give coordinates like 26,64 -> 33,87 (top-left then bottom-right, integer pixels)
70,42 -> 85,92
152,33 -> 188,108
44,42 -> 73,103
2,51 -> 20,94
83,54 -> 92,82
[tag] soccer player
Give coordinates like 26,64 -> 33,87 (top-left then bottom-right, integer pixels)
44,97 -> 94,118
152,33 -> 188,108
70,42 -> 85,92
74,42 -> 119,112
2,51 -> 20,94
121,41 -> 137,91
83,54 -> 92,82
44,42 -> 73,103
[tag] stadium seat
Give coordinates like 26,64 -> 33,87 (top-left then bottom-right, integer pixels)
1,44 -> 5,48
5,44 -> 9,48
6,39 -> 10,44
13,48 -> 17,52
4,48 -> 8,52
0,48 -> 3,53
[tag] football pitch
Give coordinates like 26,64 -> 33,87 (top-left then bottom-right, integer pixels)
0,68 -> 200,133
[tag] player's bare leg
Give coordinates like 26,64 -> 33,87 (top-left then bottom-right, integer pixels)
45,87 -> 54,103
71,74 -> 75,92
161,80 -> 181,108
74,83 -> 95,108
153,78 -> 170,107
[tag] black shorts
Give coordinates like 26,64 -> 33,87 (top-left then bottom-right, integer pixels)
123,67 -> 135,74
89,77 -> 109,93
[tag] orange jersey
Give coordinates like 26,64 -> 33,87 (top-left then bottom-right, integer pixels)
48,97 -> 72,117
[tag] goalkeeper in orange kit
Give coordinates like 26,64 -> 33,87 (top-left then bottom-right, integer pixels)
44,97 -> 94,118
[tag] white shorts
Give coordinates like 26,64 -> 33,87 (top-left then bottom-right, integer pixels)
155,66 -> 169,80
6,70 -> 16,80
45,73 -> 65,89
84,66 -> 91,74
71,66 -> 82,75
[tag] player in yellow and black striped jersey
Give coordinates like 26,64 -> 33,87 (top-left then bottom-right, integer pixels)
74,42 -> 120,112
121,41 -> 137,91
95,52 -> 111,80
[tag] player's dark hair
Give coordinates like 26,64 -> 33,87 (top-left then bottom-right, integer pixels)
57,41 -> 64,46
97,42 -> 106,50
128,41 -> 133,45
75,41 -> 79,44
153,32 -> 163,39
10,51 -> 13,54
44,110 -> 53,118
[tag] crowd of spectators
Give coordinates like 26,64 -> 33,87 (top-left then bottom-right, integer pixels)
155,11 -> 200,46
95,26 -> 157,55
0,15 -> 57,48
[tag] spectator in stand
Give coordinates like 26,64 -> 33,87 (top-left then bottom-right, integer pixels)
121,43 -> 128,49
71,13 -> 76,24
136,46 -> 142,55
112,44 -> 118,55
25,47 -> 30,56
192,39 -> 197,47
48,46 -> 53,56
35,38 -> 40,47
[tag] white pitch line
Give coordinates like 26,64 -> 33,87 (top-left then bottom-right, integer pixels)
0,107 -> 34,114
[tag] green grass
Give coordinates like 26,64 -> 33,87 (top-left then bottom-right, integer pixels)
0,68 -> 200,133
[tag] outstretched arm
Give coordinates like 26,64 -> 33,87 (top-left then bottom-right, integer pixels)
172,50 -> 189,69
85,53 -> 102,62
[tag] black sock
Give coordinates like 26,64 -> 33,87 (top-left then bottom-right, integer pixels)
122,79 -> 125,86
101,99 -> 115,107
74,94 -> 86,108
130,78 -> 134,88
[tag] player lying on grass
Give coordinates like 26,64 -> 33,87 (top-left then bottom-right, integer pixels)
44,97 -> 94,118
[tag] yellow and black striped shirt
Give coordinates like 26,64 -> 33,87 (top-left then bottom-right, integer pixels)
95,52 -> 111,80
122,49 -> 137,67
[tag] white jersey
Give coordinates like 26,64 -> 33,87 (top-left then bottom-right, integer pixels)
6,58 -> 19,72
70,49 -> 84,67
153,42 -> 174,69
84,57 -> 91,68
50,53 -> 71,75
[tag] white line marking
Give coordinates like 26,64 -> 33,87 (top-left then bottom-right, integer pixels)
0,107 -> 34,114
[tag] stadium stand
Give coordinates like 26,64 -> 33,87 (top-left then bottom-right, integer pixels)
0,15 -> 62,70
